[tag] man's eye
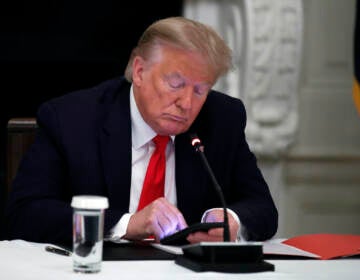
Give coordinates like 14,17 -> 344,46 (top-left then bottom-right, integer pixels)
194,85 -> 210,96
168,79 -> 185,89
164,74 -> 186,89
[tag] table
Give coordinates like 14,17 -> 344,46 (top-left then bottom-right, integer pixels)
1,240 -> 359,280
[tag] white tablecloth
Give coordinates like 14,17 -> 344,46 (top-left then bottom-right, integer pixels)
0,240 -> 359,280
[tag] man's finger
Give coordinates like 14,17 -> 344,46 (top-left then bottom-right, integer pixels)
207,228 -> 224,237
187,231 -> 222,243
155,198 -> 188,230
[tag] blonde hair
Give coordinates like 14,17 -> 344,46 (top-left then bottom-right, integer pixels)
124,17 -> 232,82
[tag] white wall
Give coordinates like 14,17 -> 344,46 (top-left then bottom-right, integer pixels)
283,0 -> 360,237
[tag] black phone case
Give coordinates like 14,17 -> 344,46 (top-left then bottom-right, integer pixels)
160,222 -> 224,246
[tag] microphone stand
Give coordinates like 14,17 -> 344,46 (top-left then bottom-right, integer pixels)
191,137 -> 230,242
173,134 -> 275,273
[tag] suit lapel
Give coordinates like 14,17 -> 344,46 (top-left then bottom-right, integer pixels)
99,84 -> 132,211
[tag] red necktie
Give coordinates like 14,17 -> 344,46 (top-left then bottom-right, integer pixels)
137,135 -> 170,211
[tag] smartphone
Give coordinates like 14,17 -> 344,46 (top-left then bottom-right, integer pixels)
160,222 -> 225,246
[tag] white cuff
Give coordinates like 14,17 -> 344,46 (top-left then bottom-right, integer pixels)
201,208 -> 247,242
106,213 -> 133,242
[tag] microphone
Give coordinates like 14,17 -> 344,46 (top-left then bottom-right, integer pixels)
173,133 -> 275,273
190,133 -> 230,242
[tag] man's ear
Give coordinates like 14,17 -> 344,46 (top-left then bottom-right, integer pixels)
132,56 -> 146,86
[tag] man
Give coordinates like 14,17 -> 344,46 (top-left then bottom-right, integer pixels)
5,17 -> 277,245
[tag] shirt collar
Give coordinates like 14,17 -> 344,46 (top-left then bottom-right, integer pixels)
130,85 -> 156,149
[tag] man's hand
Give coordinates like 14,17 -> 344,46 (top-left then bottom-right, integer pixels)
124,197 -> 188,242
186,209 -> 239,243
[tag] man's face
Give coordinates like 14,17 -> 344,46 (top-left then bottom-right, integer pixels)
132,45 -> 216,136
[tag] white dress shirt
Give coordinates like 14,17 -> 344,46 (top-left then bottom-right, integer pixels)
108,85 -> 243,241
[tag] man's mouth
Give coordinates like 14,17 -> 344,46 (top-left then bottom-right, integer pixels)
165,114 -> 187,123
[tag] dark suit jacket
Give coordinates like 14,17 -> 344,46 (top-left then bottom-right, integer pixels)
5,77 -> 277,244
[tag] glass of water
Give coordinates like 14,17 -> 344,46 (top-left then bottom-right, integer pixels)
71,195 -> 109,273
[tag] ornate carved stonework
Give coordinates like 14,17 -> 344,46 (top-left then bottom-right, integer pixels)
185,0 -> 303,158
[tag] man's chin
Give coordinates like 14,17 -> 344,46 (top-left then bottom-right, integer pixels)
157,124 -> 190,136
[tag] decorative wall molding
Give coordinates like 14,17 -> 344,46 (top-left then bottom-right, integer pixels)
285,157 -> 360,185
282,182 -> 360,236
185,0 -> 303,158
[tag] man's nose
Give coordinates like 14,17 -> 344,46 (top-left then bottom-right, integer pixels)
176,87 -> 193,110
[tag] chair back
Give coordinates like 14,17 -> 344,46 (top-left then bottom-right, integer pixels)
7,118 -> 37,192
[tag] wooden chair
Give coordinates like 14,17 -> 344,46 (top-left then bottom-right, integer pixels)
6,118 -> 37,192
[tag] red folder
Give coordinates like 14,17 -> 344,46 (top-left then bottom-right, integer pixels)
282,233 -> 360,260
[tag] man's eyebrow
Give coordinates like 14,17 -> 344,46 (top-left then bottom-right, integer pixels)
164,73 -> 212,87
